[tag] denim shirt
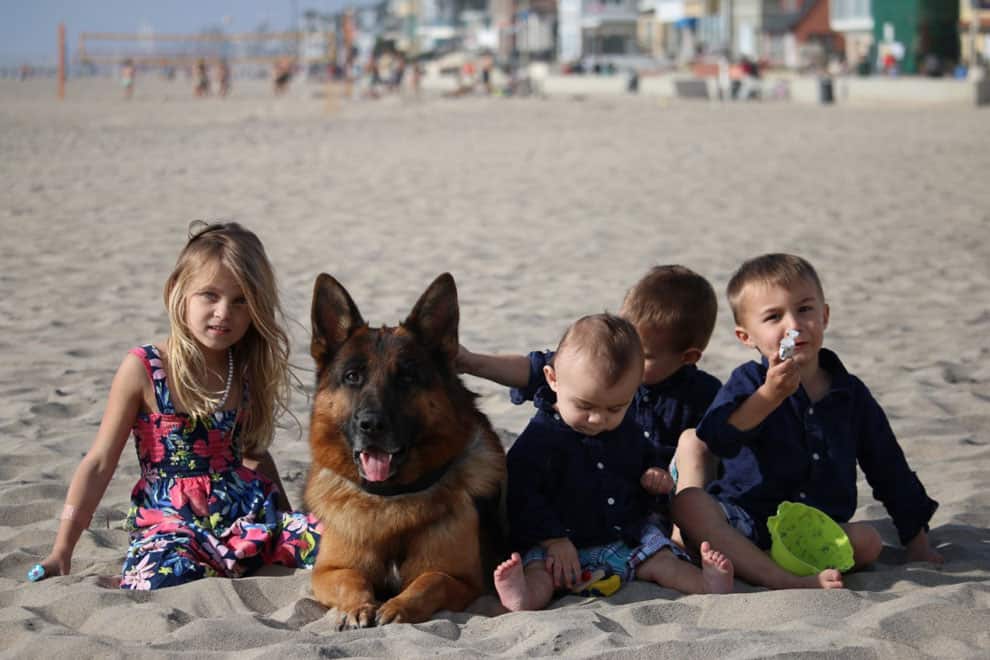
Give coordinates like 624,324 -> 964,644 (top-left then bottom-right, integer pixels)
510,350 -> 721,468
697,348 -> 938,547
506,389 -> 659,552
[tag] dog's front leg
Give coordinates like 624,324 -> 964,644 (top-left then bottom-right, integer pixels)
376,571 -> 478,625
313,564 -> 379,630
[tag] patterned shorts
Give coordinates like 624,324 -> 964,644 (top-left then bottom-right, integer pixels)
717,499 -> 758,542
521,523 -> 690,582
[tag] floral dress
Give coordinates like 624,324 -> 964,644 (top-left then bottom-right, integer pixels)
120,345 -> 321,590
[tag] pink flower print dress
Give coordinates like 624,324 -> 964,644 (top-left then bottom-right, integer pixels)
120,345 -> 321,590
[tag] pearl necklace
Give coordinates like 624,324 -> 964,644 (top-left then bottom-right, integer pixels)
215,348 -> 234,411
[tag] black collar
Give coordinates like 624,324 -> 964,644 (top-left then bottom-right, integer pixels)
359,458 -> 455,497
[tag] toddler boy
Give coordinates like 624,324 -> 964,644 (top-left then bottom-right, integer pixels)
459,265 -> 722,493
673,254 -> 942,590
494,314 -> 733,611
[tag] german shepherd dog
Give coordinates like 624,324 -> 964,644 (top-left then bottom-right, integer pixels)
305,273 -> 506,628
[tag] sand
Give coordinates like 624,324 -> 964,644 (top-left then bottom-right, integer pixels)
1,77 -> 989,659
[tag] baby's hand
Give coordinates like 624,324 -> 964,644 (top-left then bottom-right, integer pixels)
905,530 -> 944,565
543,537 -> 581,589
640,467 -> 674,495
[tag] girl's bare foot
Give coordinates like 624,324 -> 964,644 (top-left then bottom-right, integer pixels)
493,552 -> 530,612
699,541 -> 734,594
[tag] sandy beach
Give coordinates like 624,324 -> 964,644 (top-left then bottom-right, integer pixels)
2,77 -> 989,658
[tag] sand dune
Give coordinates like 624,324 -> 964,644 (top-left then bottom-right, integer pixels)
1,77 -> 988,658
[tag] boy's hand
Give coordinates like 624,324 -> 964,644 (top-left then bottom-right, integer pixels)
542,537 -> 581,589
641,467 -> 674,495
905,530 -> 944,565
763,353 -> 801,403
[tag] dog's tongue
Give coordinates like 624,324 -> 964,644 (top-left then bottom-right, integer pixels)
360,450 -> 392,482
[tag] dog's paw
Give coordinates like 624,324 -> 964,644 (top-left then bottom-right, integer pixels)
375,599 -> 413,626
335,603 -> 379,630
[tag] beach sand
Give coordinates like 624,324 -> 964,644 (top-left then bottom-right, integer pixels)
2,77 -> 989,658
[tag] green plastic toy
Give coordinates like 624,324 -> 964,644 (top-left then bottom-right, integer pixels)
766,501 -> 855,576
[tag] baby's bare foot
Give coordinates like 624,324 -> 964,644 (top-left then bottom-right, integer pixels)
699,541 -> 734,594
494,552 -> 530,612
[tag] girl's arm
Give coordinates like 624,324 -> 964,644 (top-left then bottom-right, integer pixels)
243,450 -> 292,511
35,353 -> 144,579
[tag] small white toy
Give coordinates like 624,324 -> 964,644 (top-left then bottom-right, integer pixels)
779,330 -> 800,360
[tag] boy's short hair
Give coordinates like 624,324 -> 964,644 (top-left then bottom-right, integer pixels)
620,265 -> 718,352
726,253 -> 825,323
554,313 -> 644,388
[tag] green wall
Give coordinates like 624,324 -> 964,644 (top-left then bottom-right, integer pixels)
873,0 -> 960,74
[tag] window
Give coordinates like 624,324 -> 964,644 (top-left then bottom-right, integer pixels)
831,0 -> 871,22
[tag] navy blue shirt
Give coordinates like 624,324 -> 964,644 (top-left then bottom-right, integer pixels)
507,388 -> 660,552
697,348 -> 938,548
510,350 -> 722,468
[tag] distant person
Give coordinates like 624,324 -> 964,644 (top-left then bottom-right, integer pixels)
194,58 -> 210,97
481,53 -> 494,95
121,59 -> 135,100
273,57 -> 293,95
492,314 -> 734,612
215,58 -> 231,96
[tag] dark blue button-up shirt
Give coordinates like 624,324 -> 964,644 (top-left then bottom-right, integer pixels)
697,348 -> 938,548
510,350 -> 722,468
507,388 -> 659,552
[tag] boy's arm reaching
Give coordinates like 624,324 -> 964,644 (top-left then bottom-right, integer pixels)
456,345 -> 531,388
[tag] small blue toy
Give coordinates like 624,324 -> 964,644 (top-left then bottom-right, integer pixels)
27,563 -> 46,582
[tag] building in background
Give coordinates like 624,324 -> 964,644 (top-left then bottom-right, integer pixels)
829,0 -> 873,68
763,0 -> 843,69
871,0 -> 959,74
558,0 -> 642,65
959,0 -> 990,66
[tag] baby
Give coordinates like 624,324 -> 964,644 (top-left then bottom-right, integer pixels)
495,313 -> 733,611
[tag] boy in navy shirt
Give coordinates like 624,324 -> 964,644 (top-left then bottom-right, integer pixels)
459,265 -> 723,497
493,314 -> 733,611
673,254 -> 942,590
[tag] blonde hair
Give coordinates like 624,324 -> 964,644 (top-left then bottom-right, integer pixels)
619,265 -> 718,352
163,221 -> 290,456
726,253 -> 825,324
553,313 -> 644,388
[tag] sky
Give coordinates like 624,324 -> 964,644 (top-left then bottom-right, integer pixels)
0,1 -> 357,66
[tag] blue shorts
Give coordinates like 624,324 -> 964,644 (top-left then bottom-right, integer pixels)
521,523 -> 690,582
714,497 -> 773,549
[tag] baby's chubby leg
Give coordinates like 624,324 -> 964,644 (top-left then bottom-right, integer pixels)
493,552 -> 554,612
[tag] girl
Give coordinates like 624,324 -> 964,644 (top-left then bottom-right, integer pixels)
28,221 -> 321,589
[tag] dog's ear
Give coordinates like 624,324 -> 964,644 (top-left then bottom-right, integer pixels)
311,273 -> 366,363
404,273 -> 459,365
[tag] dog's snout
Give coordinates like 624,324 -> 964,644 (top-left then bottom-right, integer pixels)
356,410 -> 387,436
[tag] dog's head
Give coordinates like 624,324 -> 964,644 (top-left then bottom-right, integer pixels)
309,273 -> 478,492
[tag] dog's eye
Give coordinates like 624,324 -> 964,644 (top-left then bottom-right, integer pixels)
342,369 -> 363,387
